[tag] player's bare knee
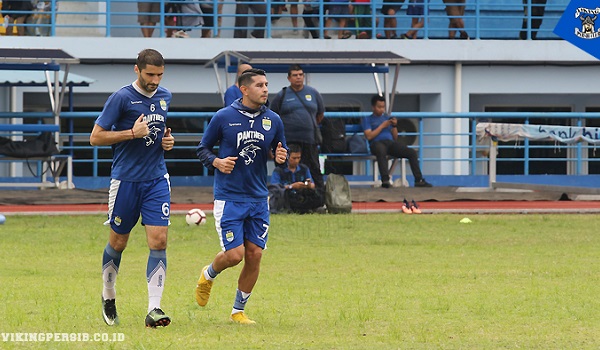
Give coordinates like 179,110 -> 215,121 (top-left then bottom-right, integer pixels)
224,248 -> 245,266
109,231 -> 129,251
245,247 -> 263,262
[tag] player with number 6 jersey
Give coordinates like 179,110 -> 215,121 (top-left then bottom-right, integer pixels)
90,48 -> 175,328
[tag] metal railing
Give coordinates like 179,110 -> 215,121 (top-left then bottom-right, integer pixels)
0,0 -> 568,39
4,110 -> 600,187
36,111 -> 600,177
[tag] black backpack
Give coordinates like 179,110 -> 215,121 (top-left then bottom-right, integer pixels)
320,118 -> 346,153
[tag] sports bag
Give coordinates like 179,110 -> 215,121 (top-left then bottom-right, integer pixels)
346,133 -> 368,154
0,132 -> 59,158
286,188 -> 323,214
325,173 -> 352,214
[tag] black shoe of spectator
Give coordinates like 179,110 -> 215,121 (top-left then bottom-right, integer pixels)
414,179 -> 433,187
381,182 -> 392,188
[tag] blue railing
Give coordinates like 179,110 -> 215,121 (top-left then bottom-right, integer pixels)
0,0 -> 568,39
52,111 -> 600,177
4,110 -> 600,187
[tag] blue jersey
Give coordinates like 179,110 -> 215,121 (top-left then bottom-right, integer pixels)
95,83 -> 172,181
270,85 -> 324,144
223,85 -> 242,107
270,164 -> 312,186
361,113 -> 394,143
197,99 -> 287,202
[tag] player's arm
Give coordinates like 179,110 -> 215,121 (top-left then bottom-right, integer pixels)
90,115 -> 149,146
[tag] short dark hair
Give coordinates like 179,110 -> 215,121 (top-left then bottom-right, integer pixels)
287,64 -> 303,76
136,49 -> 165,71
371,94 -> 386,107
238,68 -> 266,87
288,143 -> 302,154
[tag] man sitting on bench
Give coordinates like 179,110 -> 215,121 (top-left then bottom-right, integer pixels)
361,94 -> 432,188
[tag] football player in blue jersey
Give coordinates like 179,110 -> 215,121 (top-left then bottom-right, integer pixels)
195,68 -> 288,325
90,48 -> 175,328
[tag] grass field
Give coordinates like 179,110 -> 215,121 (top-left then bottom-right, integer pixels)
1,213 -> 600,349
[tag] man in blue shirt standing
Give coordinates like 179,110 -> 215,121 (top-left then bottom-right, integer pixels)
362,94 -> 432,188
195,68 -> 288,325
271,64 -> 325,194
90,48 -> 175,328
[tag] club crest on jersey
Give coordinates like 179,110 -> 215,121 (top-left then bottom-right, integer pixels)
160,99 -> 167,111
305,94 -> 312,102
262,118 -> 272,131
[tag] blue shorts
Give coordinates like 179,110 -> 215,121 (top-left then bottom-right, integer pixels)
213,199 -> 270,251
105,175 -> 171,234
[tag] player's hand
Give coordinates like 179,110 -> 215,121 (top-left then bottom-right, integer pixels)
275,142 -> 287,164
132,114 -> 149,138
162,127 -> 174,151
214,156 -> 238,174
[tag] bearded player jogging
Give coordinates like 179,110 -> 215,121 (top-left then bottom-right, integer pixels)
90,48 -> 175,328
195,68 -> 288,325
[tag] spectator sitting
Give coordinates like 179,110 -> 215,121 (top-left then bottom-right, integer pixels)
519,0 -> 547,40
380,0 -> 401,39
324,0 -> 351,39
270,143 -> 323,213
165,0 -> 204,38
2,0 -> 33,36
352,0 -> 373,39
362,94 -> 432,188
138,0 -> 160,37
199,0 -> 223,37
233,0 -> 267,38
400,0 -> 424,39
302,0 -> 322,38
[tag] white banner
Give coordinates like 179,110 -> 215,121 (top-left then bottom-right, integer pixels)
476,123 -> 600,144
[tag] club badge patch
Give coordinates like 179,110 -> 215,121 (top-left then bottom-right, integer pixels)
262,118 -> 272,131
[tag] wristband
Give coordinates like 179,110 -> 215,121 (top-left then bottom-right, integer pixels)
131,129 -> 135,139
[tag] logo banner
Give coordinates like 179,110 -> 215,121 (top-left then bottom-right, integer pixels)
554,0 -> 600,60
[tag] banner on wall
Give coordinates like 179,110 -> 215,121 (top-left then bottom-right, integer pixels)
476,123 -> 600,144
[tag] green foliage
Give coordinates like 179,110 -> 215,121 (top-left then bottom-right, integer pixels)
1,214 -> 600,349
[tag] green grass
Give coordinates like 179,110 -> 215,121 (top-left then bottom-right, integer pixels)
1,213 -> 600,349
